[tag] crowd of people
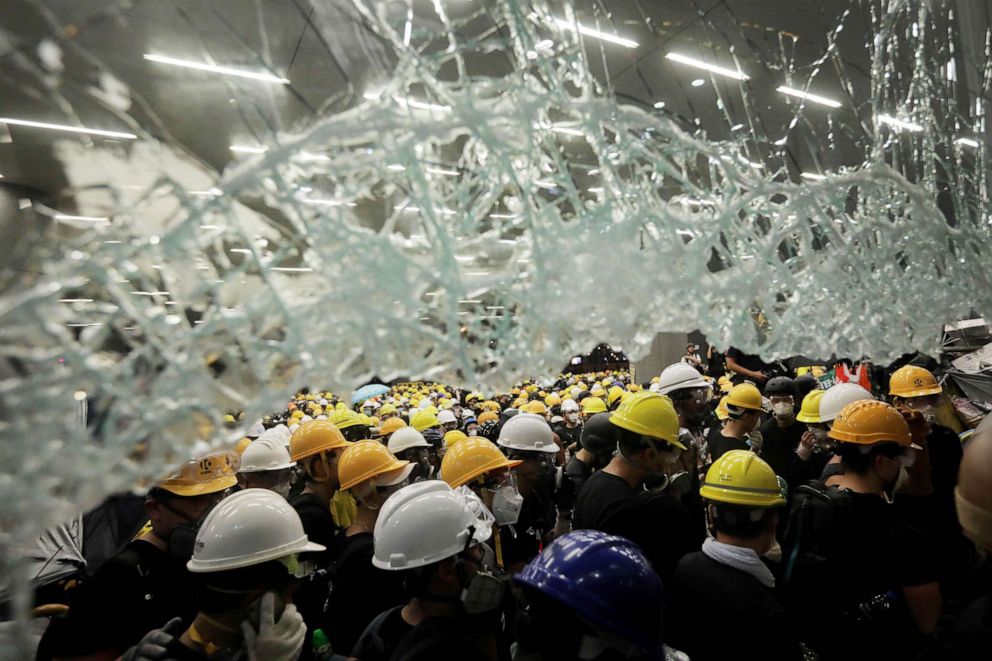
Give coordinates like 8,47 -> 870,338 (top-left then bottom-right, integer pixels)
30,356 -> 992,660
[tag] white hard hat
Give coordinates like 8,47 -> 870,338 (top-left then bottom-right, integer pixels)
418,399 -> 432,410
387,426 -> 430,454
657,363 -> 710,395
372,481 -> 492,570
819,383 -> 874,423
497,413 -> 558,453
246,419 -> 266,438
550,415 -> 564,424
437,410 -> 457,425
570,386 -> 582,398
269,424 -> 292,444
239,438 -> 295,473
561,399 -> 579,413
300,414 -> 313,424
187,489 -> 325,573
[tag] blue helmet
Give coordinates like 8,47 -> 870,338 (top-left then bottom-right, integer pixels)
514,530 -> 664,658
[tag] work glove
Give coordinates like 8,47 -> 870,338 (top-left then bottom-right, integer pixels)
120,617 -> 184,661
796,430 -> 816,460
241,592 -> 306,661
746,430 -> 763,452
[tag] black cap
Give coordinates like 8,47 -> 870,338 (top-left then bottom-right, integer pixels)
764,376 -> 798,398
581,412 -> 620,457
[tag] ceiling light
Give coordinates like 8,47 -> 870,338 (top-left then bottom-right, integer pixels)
489,213 -> 518,219
131,291 -> 170,296
143,54 -> 289,84
269,266 -> 314,273
189,188 -> 222,197
551,18 -> 638,49
229,248 -> 253,254
103,240 -> 123,244
394,205 -> 420,213
54,214 -> 109,222
690,78 -> 705,87
498,239 -> 517,245
955,137 -> 980,148
230,145 -> 267,154
459,299 -> 481,304
198,224 -> 224,230
0,117 -> 137,139
535,180 -> 557,189
387,164 -> 406,172
426,166 -> 459,176
301,198 -> 356,207
878,114 -> 923,132
800,172 -> 826,181
777,86 -> 842,108
486,305 -> 505,310
394,97 -> 451,112
550,126 -> 584,136
666,53 -> 749,81
58,298 -> 93,303
454,255 -> 474,262
66,322 -> 103,328
536,39 -> 554,50
299,151 -> 330,162
653,101 -> 666,109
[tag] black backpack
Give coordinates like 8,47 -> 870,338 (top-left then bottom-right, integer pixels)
781,480 -> 853,592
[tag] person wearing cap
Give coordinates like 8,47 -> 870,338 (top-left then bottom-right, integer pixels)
781,400 -> 940,660
120,489 -> 324,661
496,413 -> 562,570
237,432 -> 296,499
39,452 -> 238,660
563,412 -> 617,499
351,482 -> 502,661
323,441 -> 414,655
757,376 -> 806,481
389,426 -> 435,482
437,409 -> 459,434
289,420 -> 353,555
331,408 -> 372,443
709,382 -> 764,464
573,392 -> 697,586
552,398 -> 583,452
512,530 -> 670,660
377,415 -> 407,443
669,450 -> 800,660
788,389 -> 831,491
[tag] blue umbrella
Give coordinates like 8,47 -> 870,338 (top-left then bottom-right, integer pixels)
351,383 -> 390,405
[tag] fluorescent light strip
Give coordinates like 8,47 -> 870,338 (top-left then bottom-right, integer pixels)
552,18 -> 638,49
104,240 -> 123,244
394,97 -> 451,112
777,86 -> 842,109
131,291 -> 170,296
143,54 -> 289,84
878,114 -> 923,132
66,322 -> 103,328
299,151 -> 330,162
229,248 -> 253,254
301,198 -> 356,207
189,188 -> 222,197
498,239 -> 517,245
489,213 -> 518,219
387,164 -> 407,172
459,299 -> 481,304
0,117 -> 137,139
550,126 -> 585,136
653,101 -> 666,109
54,214 -> 109,222
955,137 -> 980,148
800,172 -> 826,181
269,266 -> 314,273
230,145 -> 267,154
58,298 -> 93,303
198,224 -> 224,230
665,53 -> 749,81
426,167 -> 459,176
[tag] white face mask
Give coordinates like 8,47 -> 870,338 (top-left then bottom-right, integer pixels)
491,483 -> 523,525
565,412 -> 579,424
771,402 -> 794,418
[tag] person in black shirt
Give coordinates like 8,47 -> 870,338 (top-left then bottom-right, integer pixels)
781,400 -> 940,661
708,383 -> 763,464
759,377 -> 806,480
552,399 -> 583,452
670,450 -> 800,660
38,452 -> 237,661
323,441 -> 414,655
563,411 -> 616,500
725,346 -> 771,386
573,392 -> 696,586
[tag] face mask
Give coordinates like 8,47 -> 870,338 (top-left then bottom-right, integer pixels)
913,405 -> 937,422
491,483 -> 523,525
772,402 -> 794,418
466,426 -> 478,436
271,481 -> 292,499
565,413 -> 579,424
460,569 -> 506,614
167,522 -> 199,561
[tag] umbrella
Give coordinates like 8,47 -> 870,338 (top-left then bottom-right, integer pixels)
351,383 -> 390,405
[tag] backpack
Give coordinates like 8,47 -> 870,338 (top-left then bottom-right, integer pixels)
781,480 -> 853,592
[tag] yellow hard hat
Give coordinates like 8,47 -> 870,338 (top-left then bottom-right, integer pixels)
290,409 -> 305,420
700,450 -> 785,508
379,403 -> 398,416
337,440 -> 410,491
330,408 -> 364,430
482,400 -> 501,412
651,376 -> 660,384
379,417 -> 407,437
290,420 -> 351,462
889,365 -> 942,398
607,386 -> 624,406
545,393 -> 562,407
422,405 -> 439,417
591,387 -> 607,398
725,383 -> 763,411
158,451 -> 239,497
577,382 -> 588,391
523,401 -> 547,415
527,385 -> 539,393
410,410 -> 440,432
478,410 -> 499,424
609,391 -> 684,449
828,400 -> 921,449
440,437 -> 522,488
443,429 -> 468,448
234,437 -> 252,455
581,397 -> 608,414
715,395 -> 730,421
796,390 -> 825,424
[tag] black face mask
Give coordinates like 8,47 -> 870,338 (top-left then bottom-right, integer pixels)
161,500 -> 212,562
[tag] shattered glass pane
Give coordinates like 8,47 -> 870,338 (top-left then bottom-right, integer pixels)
1,0 -> 991,649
